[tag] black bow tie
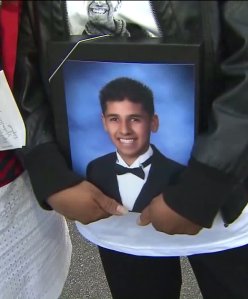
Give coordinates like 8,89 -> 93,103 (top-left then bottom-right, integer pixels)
114,156 -> 153,180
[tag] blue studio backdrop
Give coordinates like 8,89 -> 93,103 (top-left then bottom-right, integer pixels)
63,60 -> 195,176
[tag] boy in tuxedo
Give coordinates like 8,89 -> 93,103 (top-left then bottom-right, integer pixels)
86,77 -> 183,212
85,77 -> 186,299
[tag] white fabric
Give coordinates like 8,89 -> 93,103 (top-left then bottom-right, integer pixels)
76,205 -> 248,257
67,1 -> 248,256
116,146 -> 152,210
0,172 -> 72,299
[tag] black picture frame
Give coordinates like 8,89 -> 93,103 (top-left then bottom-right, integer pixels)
48,36 -> 201,176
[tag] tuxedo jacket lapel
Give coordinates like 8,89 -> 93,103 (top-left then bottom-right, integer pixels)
102,154 -> 122,204
87,147 -> 183,212
133,146 -> 183,212
87,153 -> 122,204
132,150 -> 165,212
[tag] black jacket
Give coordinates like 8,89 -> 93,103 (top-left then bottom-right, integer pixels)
86,145 -> 184,212
14,1 -> 248,228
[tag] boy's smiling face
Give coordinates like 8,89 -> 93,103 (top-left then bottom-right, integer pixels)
102,98 -> 158,165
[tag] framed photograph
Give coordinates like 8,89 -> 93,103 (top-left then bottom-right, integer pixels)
49,36 -> 200,212
48,37 -> 207,253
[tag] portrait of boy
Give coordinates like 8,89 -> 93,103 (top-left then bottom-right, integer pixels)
86,77 -> 183,212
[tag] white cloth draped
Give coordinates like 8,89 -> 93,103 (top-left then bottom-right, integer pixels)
0,172 -> 72,299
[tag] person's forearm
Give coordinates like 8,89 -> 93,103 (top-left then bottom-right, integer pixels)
20,142 -> 83,209
163,158 -> 247,228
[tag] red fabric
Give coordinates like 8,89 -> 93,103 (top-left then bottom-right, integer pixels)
0,0 -> 21,88
0,0 -> 23,187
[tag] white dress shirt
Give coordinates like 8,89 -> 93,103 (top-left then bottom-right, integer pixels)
116,146 -> 153,210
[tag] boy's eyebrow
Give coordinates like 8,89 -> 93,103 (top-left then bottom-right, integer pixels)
104,113 -> 144,118
104,113 -> 119,117
128,114 -> 144,118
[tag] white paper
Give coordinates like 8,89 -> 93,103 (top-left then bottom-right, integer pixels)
0,70 -> 26,150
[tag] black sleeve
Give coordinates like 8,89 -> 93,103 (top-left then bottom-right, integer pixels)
163,1 -> 248,227
14,1 -> 83,209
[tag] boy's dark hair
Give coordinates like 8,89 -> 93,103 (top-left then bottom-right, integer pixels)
99,77 -> 154,115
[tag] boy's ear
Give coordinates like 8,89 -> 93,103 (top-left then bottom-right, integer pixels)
151,114 -> 159,132
101,113 -> 108,131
